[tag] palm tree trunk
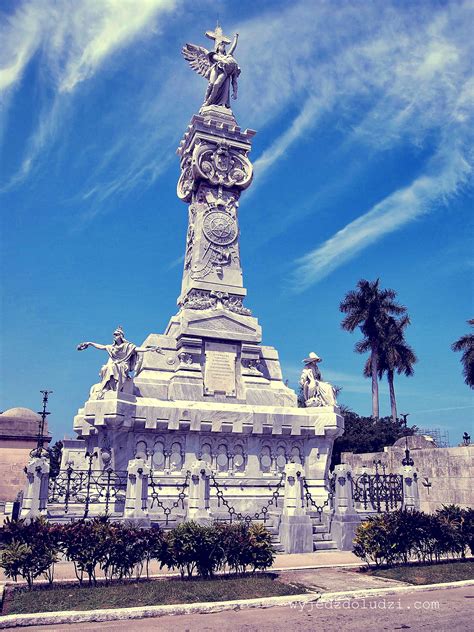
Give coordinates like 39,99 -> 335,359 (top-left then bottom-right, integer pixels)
371,346 -> 379,418
388,369 -> 397,423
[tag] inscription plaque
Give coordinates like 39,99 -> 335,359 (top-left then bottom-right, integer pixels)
204,342 -> 237,396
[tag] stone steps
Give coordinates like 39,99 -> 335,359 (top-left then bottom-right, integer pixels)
313,540 -> 338,551
308,511 -> 339,552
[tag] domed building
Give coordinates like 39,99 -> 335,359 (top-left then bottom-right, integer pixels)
0,407 -> 51,502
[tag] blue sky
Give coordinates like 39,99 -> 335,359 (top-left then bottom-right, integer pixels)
1,0 -> 473,444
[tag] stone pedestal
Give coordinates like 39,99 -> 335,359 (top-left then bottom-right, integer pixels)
187,460 -> 211,523
278,463 -> 313,553
124,457 -> 151,526
401,465 -> 420,510
330,464 -> 360,551
21,456 -> 50,521
279,514 -> 314,553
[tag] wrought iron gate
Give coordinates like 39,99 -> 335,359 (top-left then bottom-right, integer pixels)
351,462 -> 403,512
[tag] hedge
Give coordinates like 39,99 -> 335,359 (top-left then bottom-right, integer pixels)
353,505 -> 474,567
0,516 -> 275,588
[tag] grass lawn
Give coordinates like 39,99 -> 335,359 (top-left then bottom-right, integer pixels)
2,574 -> 307,615
367,559 -> 474,585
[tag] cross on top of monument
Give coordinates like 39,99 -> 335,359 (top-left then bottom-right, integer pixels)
205,22 -> 232,49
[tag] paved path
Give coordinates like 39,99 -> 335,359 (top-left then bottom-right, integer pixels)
16,586 -> 474,631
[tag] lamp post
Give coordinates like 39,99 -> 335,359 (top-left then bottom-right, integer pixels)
400,412 -> 414,466
32,390 -> 52,458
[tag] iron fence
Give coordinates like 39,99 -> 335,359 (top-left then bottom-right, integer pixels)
350,462 -> 403,513
48,465 -> 127,517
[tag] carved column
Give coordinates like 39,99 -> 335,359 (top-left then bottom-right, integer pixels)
279,463 -> 313,553
330,464 -> 361,551
333,464 -> 355,515
21,456 -> 50,521
187,460 -> 211,523
401,465 -> 419,511
176,106 -> 255,313
124,457 -> 151,526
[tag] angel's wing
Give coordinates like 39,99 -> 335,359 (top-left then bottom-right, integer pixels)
182,43 -> 211,78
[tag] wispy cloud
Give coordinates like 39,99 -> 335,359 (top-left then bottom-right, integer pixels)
232,1 -> 474,285
0,0 -> 178,96
291,140 -> 472,291
1,0 -> 473,242
0,0 -> 180,191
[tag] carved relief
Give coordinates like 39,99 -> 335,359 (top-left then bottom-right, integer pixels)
241,358 -> 263,375
177,155 -> 194,201
178,351 -> 194,366
203,210 -> 238,246
180,289 -> 251,315
193,141 -> 252,190
193,316 -> 254,333
190,242 -> 238,280
189,195 -> 240,281
133,435 -> 187,473
184,207 -> 196,270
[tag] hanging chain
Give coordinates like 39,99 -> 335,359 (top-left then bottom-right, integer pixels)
210,472 -> 285,524
302,474 -> 335,522
149,471 -> 190,525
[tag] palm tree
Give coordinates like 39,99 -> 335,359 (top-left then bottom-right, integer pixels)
451,319 -> 474,388
340,279 -> 406,418
363,316 -> 417,422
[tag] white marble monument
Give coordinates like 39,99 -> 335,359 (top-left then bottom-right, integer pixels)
50,25 -> 344,552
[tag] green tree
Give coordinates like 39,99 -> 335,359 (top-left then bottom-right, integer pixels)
451,319 -> 474,388
340,278 -> 406,418
330,410 -> 416,469
363,316 -> 417,422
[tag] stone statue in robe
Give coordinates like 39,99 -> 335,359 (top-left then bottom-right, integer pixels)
182,25 -> 240,108
300,352 -> 337,407
77,326 -> 162,398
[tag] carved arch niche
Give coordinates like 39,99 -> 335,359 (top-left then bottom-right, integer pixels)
259,444 -> 272,473
151,439 -> 166,472
232,443 -> 246,474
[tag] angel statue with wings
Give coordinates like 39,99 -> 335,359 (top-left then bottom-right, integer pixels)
182,24 -> 240,108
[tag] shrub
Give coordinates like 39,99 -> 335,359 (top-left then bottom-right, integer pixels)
100,523 -> 151,583
216,522 -> 254,574
0,516 -> 276,586
160,521 -> 275,579
140,525 -> 165,579
248,523 -> 275,572
353,514 -> 396,566
0,518 -> 60,588
435,505 -> 469,558
59,516 -> 111,585
353,506 -> 473,567
160,521 -> 224,579
462,508 -> 474,556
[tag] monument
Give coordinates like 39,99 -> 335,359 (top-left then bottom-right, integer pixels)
36,25 -> 344,552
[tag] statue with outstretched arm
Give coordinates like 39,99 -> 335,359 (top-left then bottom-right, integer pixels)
78,326 -> 162,397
